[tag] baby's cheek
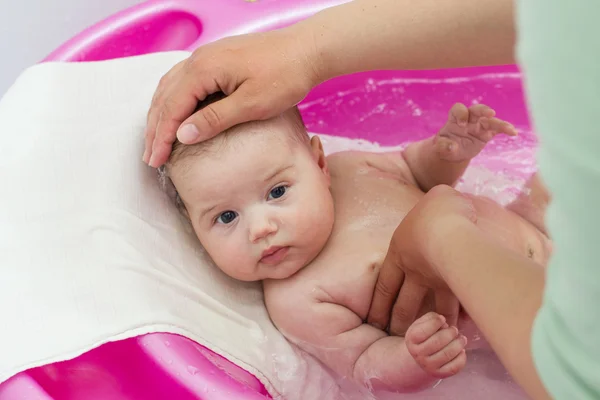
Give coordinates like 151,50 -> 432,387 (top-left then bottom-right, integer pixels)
299,192 -> 333,228
210,237 -> 243,263
210,241 -> 255,279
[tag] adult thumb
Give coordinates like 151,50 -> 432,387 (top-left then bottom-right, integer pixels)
176,91 -> 256,144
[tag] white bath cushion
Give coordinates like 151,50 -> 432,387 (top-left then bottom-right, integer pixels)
0,52 -> 340,400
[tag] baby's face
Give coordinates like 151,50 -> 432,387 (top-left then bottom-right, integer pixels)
170,120 -> 334,281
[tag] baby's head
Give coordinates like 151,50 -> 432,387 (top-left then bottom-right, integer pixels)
162,94 -> 335,281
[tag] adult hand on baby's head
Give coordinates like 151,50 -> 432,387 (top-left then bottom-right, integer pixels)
143,28 -> 322,167
367,185 -> 478,336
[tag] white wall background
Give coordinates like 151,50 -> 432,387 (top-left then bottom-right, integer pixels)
0,0 -> 145,96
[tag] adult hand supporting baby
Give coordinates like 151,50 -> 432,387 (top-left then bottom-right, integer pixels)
144,0 -> 515,167
367,186 -> 475,335
369,185 -> 550,400
143,30 -> 319,167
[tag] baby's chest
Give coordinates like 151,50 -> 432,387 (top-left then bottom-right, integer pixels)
331,170 -> 424,234
309,235 -> 392,320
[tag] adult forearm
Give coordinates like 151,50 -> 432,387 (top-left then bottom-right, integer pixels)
293,0 -> 515,83
432,228 -> 550,399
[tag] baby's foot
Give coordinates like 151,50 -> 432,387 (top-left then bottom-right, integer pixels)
405,312 -> 467,378
435,103 -> 518,162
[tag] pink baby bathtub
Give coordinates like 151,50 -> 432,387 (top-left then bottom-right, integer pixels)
0,0 -> 535,399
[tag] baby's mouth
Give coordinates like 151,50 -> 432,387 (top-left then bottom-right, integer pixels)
260,246 -> 290,265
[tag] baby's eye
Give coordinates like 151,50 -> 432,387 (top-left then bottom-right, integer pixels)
216,210 -> 238,224
268,185 -> 287,200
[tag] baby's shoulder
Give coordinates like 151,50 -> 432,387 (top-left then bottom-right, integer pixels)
325,150 -> 367,169
325,149 -> 383,164
327,150 -> 417,188
327,150 -> 408,172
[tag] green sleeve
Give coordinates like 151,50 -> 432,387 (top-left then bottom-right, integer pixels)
516,0 -> 600,398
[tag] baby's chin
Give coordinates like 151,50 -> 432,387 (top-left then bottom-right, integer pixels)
262,260 -> 307,280
220,245 -> 324,281
218,259 -> 305,282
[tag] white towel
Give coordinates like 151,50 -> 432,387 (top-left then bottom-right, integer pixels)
0,52 -> 343,400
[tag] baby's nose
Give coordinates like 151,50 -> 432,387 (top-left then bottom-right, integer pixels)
249,217 -> 278,243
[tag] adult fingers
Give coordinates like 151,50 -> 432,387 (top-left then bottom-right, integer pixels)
144,60 -> 186,164
389,278 -> 428,336
434,290 -> 460,328
148,72 -> 221,167
367,252 -> 405,331
176,87 -> 268,144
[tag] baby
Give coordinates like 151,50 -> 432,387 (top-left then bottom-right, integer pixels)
160,94 -> 550,394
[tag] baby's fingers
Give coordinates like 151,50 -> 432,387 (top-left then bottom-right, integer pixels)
409,325 -> 460,359
425,335 -> 467,376
406,312 -> 447,345
431,348 -> 467,378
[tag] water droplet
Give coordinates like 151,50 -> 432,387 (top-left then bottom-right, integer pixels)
167,359 -> 173,365
164,341 -> 170,347
187,365 -> 199,375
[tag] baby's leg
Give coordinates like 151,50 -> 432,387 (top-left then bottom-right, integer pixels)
506,173 -> 551,235
354,312 -> 467,393
404,103 -> 517,192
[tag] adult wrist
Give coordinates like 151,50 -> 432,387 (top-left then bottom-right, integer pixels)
283,12 -> 331,88
424,217 -> 480,282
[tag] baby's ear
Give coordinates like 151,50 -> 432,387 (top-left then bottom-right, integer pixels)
310,135 -> 330,179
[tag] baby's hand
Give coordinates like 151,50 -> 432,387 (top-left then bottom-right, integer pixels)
435,103 -> 518,162
405,312 -> 467,378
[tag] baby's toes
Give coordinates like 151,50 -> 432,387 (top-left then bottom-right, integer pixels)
468,104 -> 496,123
448,103 -> 469,127
477,117 -> 518,140
493,119 -> 518,137
423,335 -> 468,378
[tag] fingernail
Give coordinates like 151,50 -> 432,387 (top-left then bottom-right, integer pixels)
439,315 -> 446,323
461,335 -> 468,345
178,124 -> 200,143
142,150 -> 149,163
148,154 -> 157,168
452,326 -> 459,335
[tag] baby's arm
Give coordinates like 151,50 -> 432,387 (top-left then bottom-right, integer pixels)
403,103 -> 517,192
267,289 -> 466,393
